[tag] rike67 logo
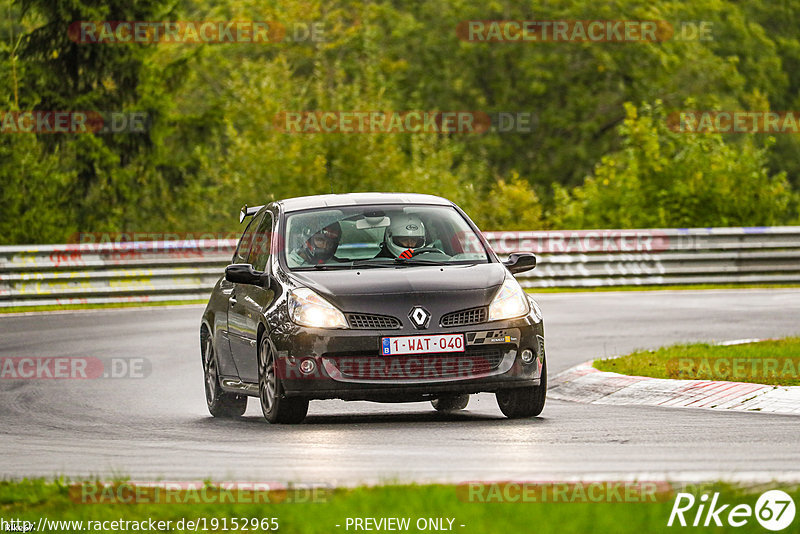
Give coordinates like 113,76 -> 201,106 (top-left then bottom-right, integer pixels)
668,490 -> 796,531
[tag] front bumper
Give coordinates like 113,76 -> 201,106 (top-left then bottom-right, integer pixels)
270,312 -> 545,402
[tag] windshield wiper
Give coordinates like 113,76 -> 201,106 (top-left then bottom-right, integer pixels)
393,257 -> 449,266
349,257 -> 451,267
296,260 -> 396,270
348,259 -> 398,268
310,263 -> 354,270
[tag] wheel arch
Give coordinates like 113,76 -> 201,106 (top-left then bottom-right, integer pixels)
200,318 -> 214,364
256,321 -> 270,352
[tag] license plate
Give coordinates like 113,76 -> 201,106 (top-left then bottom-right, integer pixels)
381,334 -> 465,355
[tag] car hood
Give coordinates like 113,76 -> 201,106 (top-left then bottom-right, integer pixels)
288,263 -> 507,313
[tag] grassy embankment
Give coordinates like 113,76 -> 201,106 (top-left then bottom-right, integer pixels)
1,480 -> 798,534
594,337 -> 800,386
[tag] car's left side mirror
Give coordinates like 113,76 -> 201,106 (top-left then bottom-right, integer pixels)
225,263 -> 269,286
503,252 -> 537,274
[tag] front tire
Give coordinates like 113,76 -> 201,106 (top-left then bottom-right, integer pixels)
496,360 -> 547,419
259,336 -> 308,424
203,334 -> 247,418
432,394 -> 469,412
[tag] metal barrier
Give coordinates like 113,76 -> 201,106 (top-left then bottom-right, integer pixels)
1,227 -> 799,307
483,227 -> 800,288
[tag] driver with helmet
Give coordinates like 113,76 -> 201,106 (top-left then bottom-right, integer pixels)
289,221 -> 342,265
376,215 -> 427,259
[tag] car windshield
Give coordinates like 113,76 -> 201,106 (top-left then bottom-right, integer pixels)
284,204 -> 489,270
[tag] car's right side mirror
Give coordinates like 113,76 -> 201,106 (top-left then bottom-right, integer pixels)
503,252 -> 537,274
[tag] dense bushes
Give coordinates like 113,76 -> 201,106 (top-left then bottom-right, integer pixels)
1,0 -> 798,242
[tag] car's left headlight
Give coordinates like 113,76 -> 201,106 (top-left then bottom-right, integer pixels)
287,288 -> 349,329
488,278 -> 529,321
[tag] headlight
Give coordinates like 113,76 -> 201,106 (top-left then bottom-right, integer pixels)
287,288 -> 348,329
488,278 -> 529,321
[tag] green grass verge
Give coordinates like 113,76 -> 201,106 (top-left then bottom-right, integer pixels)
0,300 -> 207,314
594,337 -> 800,386
526,283 -> 800,293
1,480 -> 798,534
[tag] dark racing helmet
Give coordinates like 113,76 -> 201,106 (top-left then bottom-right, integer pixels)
303,221 -> 341,262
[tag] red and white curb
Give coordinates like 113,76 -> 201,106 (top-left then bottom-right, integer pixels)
549,361 -> 800,415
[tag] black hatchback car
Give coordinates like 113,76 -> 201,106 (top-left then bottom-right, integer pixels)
200,193 -> 545,423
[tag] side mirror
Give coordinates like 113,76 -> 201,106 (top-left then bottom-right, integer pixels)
503,252 -> 537,275
225,263 -> 269,286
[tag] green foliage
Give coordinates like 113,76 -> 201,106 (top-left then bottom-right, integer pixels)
551,102 -> 796,229
3,479 -> 798,534
471,174 -> 545,231
0,134 -> 76,243
594,337 -> 800,387
1,0 -> 799,244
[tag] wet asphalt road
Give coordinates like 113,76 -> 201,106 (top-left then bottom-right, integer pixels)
1,289 -> 799,484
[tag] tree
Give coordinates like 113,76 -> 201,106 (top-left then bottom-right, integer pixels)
551,101 -> 796,229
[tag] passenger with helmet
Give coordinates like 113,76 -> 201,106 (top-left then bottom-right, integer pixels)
376,215 -> 427,259
288,221 -> 342,265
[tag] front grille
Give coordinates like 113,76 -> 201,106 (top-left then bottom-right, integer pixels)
324,346 -> 506,380
347,313 -> 402,330
440,307 -> 487,327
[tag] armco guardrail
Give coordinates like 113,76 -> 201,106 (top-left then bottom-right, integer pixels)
0,240 -> 237,308
1,227 -> 799,307
484,226 -> 800,288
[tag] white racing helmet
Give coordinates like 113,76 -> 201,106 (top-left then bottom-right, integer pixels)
384,215 -> 426,257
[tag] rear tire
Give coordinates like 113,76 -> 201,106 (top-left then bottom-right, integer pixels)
203,334 -> 247,418
496,360 -> 547,419
431,394 -> 469,412
259,336 -> 309,424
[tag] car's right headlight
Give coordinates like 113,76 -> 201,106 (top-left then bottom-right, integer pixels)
488,278 -> 529,321
287,288 -> 349,329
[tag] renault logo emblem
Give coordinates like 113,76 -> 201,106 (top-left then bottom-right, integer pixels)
408,306 -> 431,329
